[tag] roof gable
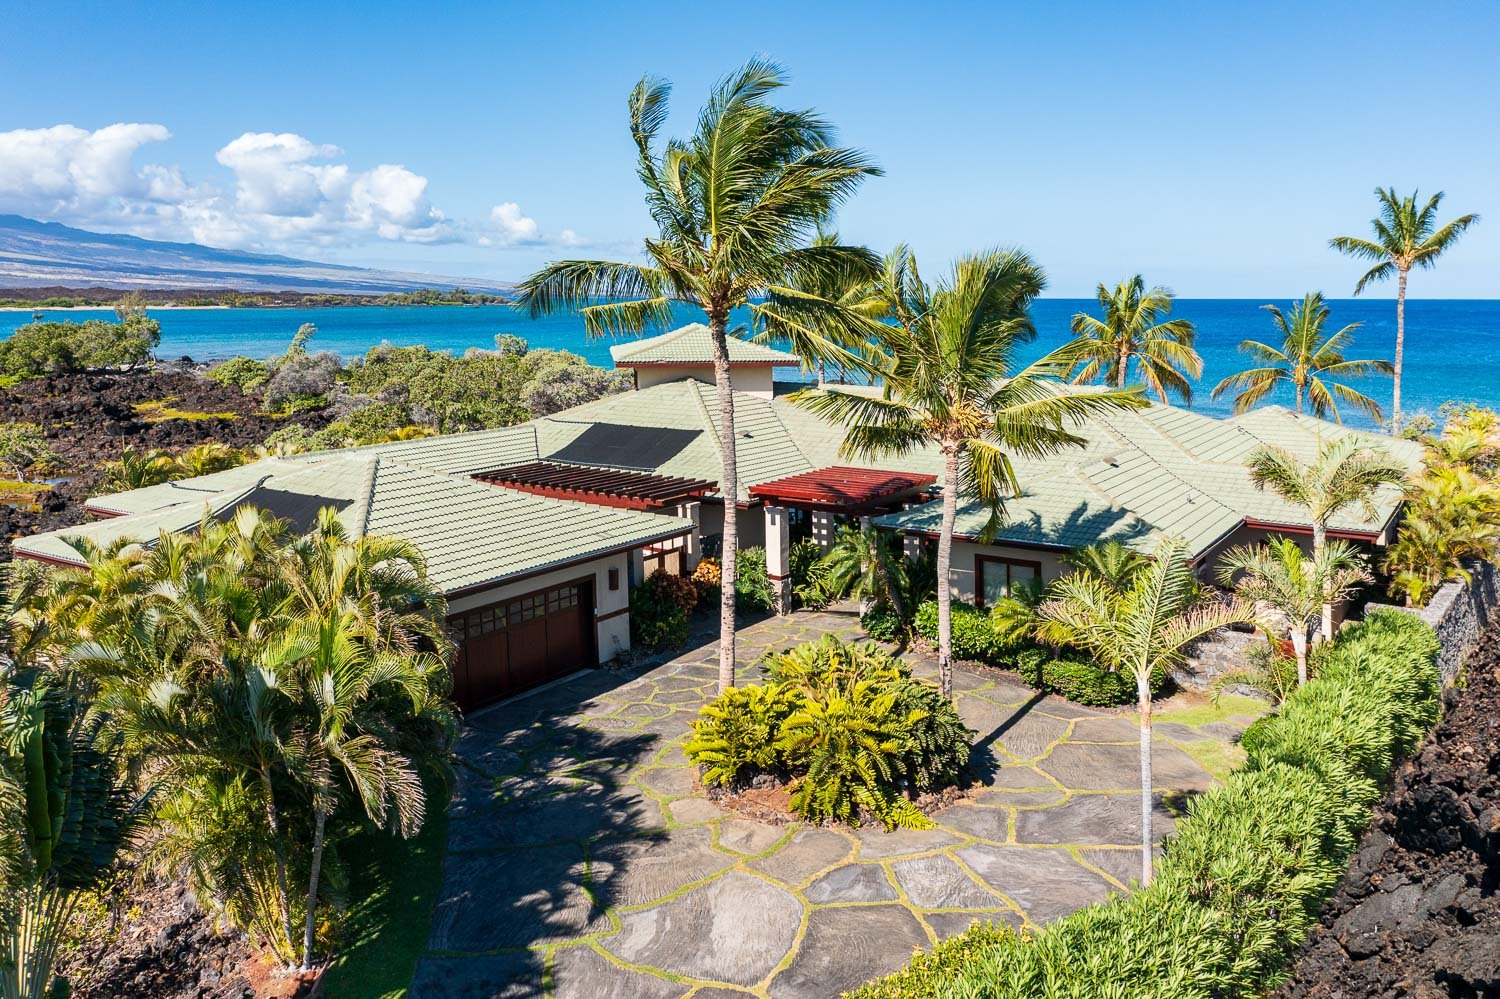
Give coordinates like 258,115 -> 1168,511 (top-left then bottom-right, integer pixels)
608,324 -> 801,367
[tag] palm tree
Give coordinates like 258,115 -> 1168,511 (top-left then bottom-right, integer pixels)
1064,540 -> 1147,593
817,524 -> 909,617
755,231 -> 889,386
98,445 -> 178,493
1038,536 -> 1252,884
1216,536 -> 1371,684
1384,465 -> 1500,607
61,506 -> 456,970
516,60 -> 881,692
1068,275 -> 1201,404
173,442 -> 249,478
1246,437 -> 1408,641
792,247 -> 1145,697
1330,188 -> 1480,429
1211,292 -> 1392,422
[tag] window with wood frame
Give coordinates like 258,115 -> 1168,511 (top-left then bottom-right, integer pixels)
975,555 -> 1042,607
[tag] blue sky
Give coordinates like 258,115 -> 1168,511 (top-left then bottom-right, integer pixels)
4,0 -> 1497,296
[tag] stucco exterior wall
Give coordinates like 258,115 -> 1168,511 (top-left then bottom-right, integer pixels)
446,550 -> 634,664
946,541 -> 1070,606
698,501 -> 767,551
632,365 -> 775,398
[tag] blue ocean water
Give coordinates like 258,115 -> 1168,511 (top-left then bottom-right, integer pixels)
4,298 -> 1496,430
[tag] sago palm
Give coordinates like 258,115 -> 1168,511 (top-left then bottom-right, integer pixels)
1330,188 -> 1479,429
1064,540 -> 1148,593
1068,275 -> 1201,404
1211,292 -> 1392,422
1216,536 -> 1370,684
794,247 -> 1145,696
516,61 -> 880,692
1038,536 -> 1252,884
816,524 -> 909,618
1247,437 -> 1407,640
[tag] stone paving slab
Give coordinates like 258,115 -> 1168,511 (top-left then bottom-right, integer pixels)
423,606 -> 1254,997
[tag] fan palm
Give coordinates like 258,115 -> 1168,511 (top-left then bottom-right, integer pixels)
1247,437 -> 1407,641
1211,292 -> 1392,422
791,246 -> 1145,697
1038,536 -> 1252,884
516,60 -> 881,692
1068,275 -> 1201,404
1216,536 -> 1370,684
1330,188 -> 1480,429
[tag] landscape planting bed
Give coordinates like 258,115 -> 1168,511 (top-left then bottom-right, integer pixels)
1274,621 -> 1500,997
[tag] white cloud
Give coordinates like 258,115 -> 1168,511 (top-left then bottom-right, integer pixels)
0,122 -> 587,254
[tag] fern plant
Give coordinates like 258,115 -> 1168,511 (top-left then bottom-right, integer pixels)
685,683 -> 798,788
777,679 -> 931,830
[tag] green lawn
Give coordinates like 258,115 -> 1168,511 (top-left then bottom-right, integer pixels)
321,785 -> 449,998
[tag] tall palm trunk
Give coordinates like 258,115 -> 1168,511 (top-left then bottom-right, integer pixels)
1393,267 -> 1408,432
300,807 -> 327,971
709,313 -> 739,693
1295,376 -> 1305,414
260,770 -> 295,957
935,447 -> 959,698
1311,521 -> 1332,643
1116,340 -> 1130,388
1136,669 -> 1154,885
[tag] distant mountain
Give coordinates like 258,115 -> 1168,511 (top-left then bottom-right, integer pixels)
0,215 -> 513,294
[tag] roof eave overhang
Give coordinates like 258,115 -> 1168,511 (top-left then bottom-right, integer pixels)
1241,516 -> 1384,542
615,359 -> 799,368
442,523 -> 696,599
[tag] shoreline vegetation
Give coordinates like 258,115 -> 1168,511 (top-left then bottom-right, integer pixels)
0,285 -> 510,310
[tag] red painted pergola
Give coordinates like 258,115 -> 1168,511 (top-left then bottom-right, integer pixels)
474,462 -> 717,511
749,466 -> 937,512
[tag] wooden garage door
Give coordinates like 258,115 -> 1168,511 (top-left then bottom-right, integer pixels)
449,580 -> 594,710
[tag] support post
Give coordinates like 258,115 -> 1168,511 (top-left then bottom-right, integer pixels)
677,501 -> 702,572
765,504 -> 793,615
628,546 -> 646,588
811,510 -> 837,550
901,504 -> 924,562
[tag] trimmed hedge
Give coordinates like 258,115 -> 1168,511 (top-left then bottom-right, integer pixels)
912,599 -> 1162,706
849,609 -> 1440,998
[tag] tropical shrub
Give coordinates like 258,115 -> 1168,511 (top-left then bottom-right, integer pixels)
1038,656 -> 1159,706
1384,465 -> 1500,606
913,599 -> 1006,663
206,355 -> 272,393
688,637 -> 973,830
689,557 -> 722,603
0,316 -> 160,378
860,604 -> 903,643
45,508 -> 457,971
787,538 -> 830,608
734,547 -> 776,613
263,349 -> 342,409
684,683 -> 799,787
850,609 -> 1439,998
647,568 -> 699,615
629,573 -> 691,651
0,423 -> 58,481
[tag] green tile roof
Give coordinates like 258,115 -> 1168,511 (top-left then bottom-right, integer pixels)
608,324 -> 802,366
25,453 -> 692,594
877,403 -> 1420,558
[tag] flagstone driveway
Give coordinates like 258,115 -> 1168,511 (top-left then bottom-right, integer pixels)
414,607 -> 1255,998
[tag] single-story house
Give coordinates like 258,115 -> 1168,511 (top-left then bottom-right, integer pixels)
15,324 -> 1422,708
